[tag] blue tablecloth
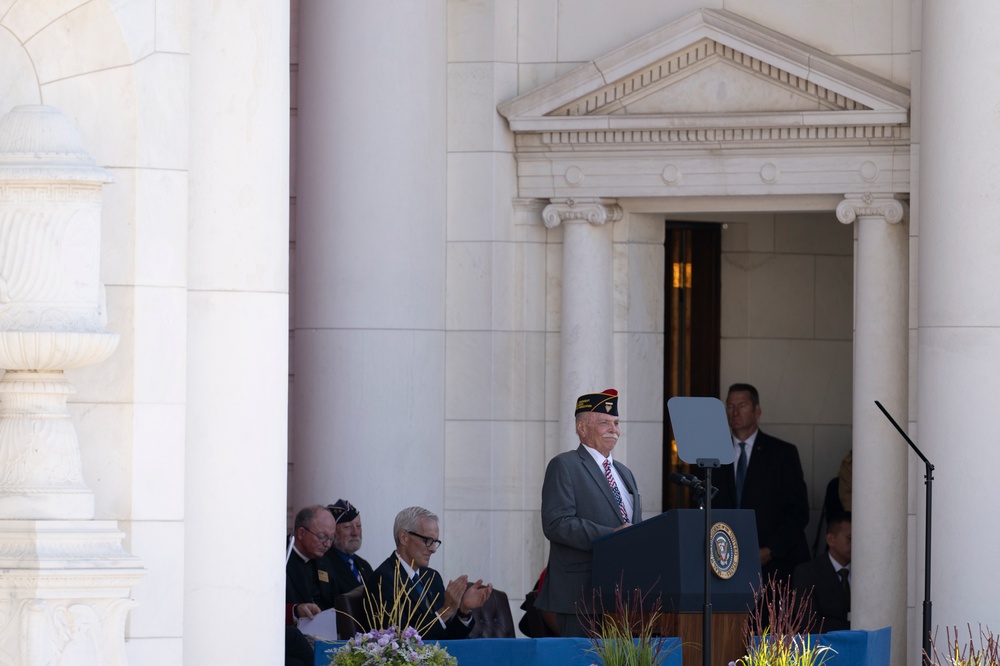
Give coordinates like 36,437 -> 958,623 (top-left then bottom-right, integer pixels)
315,636 -> 683,666
314,628 -> 889,666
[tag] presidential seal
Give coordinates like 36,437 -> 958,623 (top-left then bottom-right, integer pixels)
709,521 -> 739,579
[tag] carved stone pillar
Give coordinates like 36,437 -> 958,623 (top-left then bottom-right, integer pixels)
0,105 -> 142,666
836,193 -> 908,665
543,198 -> 621,457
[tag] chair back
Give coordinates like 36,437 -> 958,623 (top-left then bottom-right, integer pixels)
333,586 -> 367,640
468,588 -> 515,638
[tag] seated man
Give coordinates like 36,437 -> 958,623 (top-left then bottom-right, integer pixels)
370,506 -> 493,640
324,499 -> 374,594
285,504 -> 339,666
287,505 -> 340,615
793,513 -> 851,632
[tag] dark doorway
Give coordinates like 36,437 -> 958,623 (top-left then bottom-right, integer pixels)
662,221 -> 722,510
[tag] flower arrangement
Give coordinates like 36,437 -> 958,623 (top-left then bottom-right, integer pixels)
925,625 -> 1000,666
320,560 -> 456,666
325,626 -> 456,666
730,576 -> 835,666
362,560 -> 445,639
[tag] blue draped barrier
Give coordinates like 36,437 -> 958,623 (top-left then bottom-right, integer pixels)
314,636 -> 682,666
819,627 -> 891,666
314,627 -> 889,666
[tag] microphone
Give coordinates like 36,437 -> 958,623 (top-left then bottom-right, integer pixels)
667,472 -> 719,499
667,472 -> 703,490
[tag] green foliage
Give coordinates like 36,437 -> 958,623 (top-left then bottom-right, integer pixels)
583,584 -> 675,666
925,625 -> 1000,666
732,629 -> 835,666
731,576 -> 834,666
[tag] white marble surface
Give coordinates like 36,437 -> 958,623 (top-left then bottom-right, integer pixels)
0,29 -> 39,115
27,4 -> 130,82
448,0 -> 517,63
448,62 -> 517,153
447,152 -> 517,242
127,520 -> 184,638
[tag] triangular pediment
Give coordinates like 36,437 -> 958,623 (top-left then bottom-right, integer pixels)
500,9 -> 909,132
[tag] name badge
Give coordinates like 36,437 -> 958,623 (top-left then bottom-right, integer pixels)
318,570 -> 330,583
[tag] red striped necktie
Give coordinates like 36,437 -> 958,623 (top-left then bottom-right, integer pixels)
603,459 -> 629,522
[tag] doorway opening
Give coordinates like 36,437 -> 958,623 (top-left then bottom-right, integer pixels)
662,221 -> 722,510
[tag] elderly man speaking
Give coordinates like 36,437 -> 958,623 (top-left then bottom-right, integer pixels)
535,389 -> 641,637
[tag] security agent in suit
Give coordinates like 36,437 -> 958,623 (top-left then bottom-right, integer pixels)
323,499 -> 374,595
713,383 -> 810,582
536,389 -> 641,638
370,506 -> 493,641
285,505 -> 338,666
793,513 -> 851,632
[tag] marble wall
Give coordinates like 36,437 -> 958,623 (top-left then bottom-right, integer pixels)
288,0 -> 867,629
717,212 -> 855,524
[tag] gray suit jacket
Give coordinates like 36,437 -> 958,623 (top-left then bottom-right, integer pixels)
535,444 -> 641,615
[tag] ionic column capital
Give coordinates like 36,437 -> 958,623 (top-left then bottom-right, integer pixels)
542,198 -> 622,229
836,193 -> 909,225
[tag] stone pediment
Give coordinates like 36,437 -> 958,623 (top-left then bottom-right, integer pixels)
499,9 -> 909,133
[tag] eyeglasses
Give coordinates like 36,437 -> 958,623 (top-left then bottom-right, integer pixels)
407,530 -> 442,549
303,526 -> 334,544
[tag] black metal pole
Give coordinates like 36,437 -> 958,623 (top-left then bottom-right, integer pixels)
696,458 -> 721,666
874,400 -> 933,660
703,466 -> 712,666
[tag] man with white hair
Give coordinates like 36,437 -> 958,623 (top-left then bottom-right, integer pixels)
370,506 -> 493,640
536,389 -> 641,637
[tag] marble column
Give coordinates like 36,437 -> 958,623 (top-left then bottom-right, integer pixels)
836,194 -> 908,665
543,198 -> 621,458
293,1 -> 448,538
0,105 -> 143,666
919,0 -> 1000,634
184,2 -> 290,664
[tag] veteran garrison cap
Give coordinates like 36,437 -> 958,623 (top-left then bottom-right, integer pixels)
575,389 -> 619,416
327,499 -> 359,524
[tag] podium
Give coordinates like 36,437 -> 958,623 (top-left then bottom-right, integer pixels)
592,509 -> 760,666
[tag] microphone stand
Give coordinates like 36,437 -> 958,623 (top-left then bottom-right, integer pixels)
697,457 -> 720,666
875,400 -> 933,660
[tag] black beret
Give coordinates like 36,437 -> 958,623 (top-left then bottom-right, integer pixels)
327,499 -> 359,524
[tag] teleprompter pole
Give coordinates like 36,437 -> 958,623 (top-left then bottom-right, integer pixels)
698,458 -> 720,666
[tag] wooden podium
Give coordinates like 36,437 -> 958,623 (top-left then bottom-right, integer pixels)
592,509 -> 760,666
657,611 -> 746,666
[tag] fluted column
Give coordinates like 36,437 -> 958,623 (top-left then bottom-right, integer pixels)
836,194 -> 908,665
543,198 -> 621,457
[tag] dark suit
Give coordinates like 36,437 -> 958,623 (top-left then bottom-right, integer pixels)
285,547 -> 338,666
712,430 -> 809,582
371,553 -> 473,640
322,549 -> 374,596
536,445 -> 641,632
793,553 -> 850,632
286,549 -> 338,610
